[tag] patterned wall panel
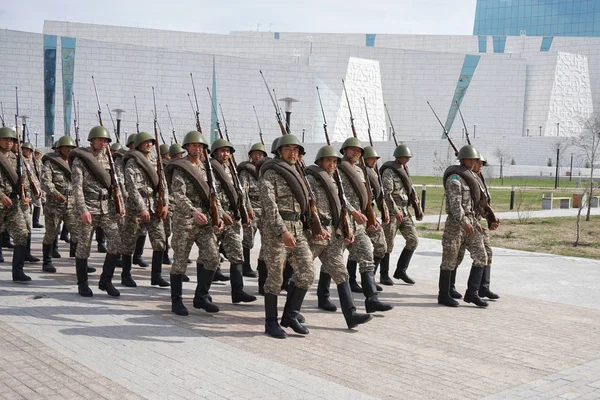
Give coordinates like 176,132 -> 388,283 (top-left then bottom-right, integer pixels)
61,37 -> 76,137
43,35 -> 57,146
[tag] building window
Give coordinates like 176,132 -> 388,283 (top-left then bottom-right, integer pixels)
366,34 -> 376,47
540,36 -> 553,51
478,35 -> 487,52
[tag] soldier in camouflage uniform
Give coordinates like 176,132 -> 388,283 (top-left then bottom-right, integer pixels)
0,127 -> 31,281
380,144 -> 422,285
163,143 -> 186,269
238,142 -> 266,279
32,147 -> 44,229
21,142 -> 41,263
338,138 -> 393,313
438,145 -> 488,308
120,131 -> 170,288
41,136 -> 80,273
307,146 -> 373,328
71,126 -> 125,297
210,139 -> 257,304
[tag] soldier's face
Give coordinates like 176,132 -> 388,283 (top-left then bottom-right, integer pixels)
344,146 -> 362,163
319,156 -> 338,174
364,157 -> 377,168
473,161 -> 483,172
173,153 -> 184,159
22,148 -> 32,158
138,140 -> 153,154
0,138 -> 13,152
91,138 -> 109,151
462,158 -> 477,170
162,154 -> 171,160
186,143 -> 204,159
215,147 -> 230,163
60,146 -> 74,157
397,156 -> 410,165
250,150 -> 264,164
279,144 -> 299,164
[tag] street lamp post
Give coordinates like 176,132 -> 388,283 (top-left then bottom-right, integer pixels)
570,153 -> 573,181
557,122 -> 560,137
112,108 -> 126,143
21,115 -> 29,142
278,97 -> 298,133
473,124 -> 476,138
527,128 -> 530,137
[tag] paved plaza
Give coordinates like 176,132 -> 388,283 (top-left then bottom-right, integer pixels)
1,211 -> 600,399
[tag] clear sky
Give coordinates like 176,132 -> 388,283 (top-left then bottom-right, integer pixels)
0,0 -> 478,35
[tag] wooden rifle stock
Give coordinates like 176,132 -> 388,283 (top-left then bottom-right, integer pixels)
153,88 -> 165,214
204,148 -> 221,229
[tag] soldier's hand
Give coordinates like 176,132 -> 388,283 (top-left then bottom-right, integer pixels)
193,210 -> 208,225
475,222 -> 483,232
160,206 -> 169,221
140,209 -> 150,223
56,193 -> 66,204
367,221 -> 380,231
343,234 -> 355,245
249,209 -> 255,220
351,210 -> 367,225
395,212 -> 405,223
315,229 -> 331,241
21,197 -> 31,207
1,196 -> 12,208
464,223 -> 474,235
282,231 -> 296,247
212,219 -> 224,233
81,211 -> 92,225
416,213 -> 423,222
223,213 -> 233,226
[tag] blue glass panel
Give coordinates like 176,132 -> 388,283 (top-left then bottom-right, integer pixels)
366,33 -> 376,47
442,55 -> 481,138
478,35 -> 487,52
61,37 -> 76,137
274,32 -> 280,39
43,35 -> 57,147
540,36 -> 554,51
493,36 -> 506,53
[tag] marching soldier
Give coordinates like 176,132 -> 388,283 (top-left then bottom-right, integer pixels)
119,132 -> 170,288
70,126 -> 125,297
41,136 -> 80,273
307,145 -> 373,328
0,127 -> 31,281
160,144 -> 171,161
169,144 -> 185,160
32,147 -> 44,228
259,134 -> 317,339
437,145 -> 488,308
21,142 -> 41,263
166,130 -> 223,316
210,139 -> 257,304
238,142 -> 267,278
338,138 -> 393,313
380,144 -> 422,285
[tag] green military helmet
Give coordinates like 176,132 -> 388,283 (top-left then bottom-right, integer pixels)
340,137 -> 364,155
248,142 -> 267,157
457,145 -> 480,160
0,127 -> 17,139
159,143 -> 170,156
56,136 -> 76,148
110,142 -> 122,151
52,141 -> 58,150
393,144 -> 413,158
169,143 -> 185,157
363,146 -> 380,160
276,134 -> 304,153
270,137 -> 280,155
126,133 -> 137,146
210,138 -> 235,156
134,131 -> 155,148
478,151 -> 488,166
314,145 -> 343,164
88,126 -> 112,142
21,142 -> 34,151
182,130 -> 209,148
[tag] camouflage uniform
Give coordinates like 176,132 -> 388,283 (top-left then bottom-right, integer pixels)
21,156 -> 41,232
213,163 -> 243,265
0,152 -> 28,246
382,167 -> 419,253
239,167 -> 261,250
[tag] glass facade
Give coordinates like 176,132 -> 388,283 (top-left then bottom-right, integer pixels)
443,55 -> 481,138
474,0 -> 600,37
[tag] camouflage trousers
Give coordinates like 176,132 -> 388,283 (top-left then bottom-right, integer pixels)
42,199 -> 78,245
0,202 -> 28,246
21,203 -> 31,232
383,216 -> 419,253
77,213 -> 122,258
164,212 -> 172,239
440,217 -> 487,271
457,227 -> 492,267
263,228 -> 315,295
367,224 -> 388,260
242,208 -> 261,249
120,213 -> 166,255
309,231 -> 348,285
344,225 -> 375,274
170,213 -> 219,275
216,220 -> 243,265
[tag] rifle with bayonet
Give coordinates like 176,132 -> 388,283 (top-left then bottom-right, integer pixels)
455,100 -> 472,146
24,123 -> 42,183
260,70 -> 323,238
106,104 -> 117,142
316,86 -> 352,241
166,104 -> 177,144
362,97 -> 390,224
13,88 -> 26,203
384,103 -> 398,146
427,101 -> 459,156
151,109 -> 167,144
92,76 -> 125,217
190,74 -> 203,134
152,87 -> 166,216
252,105 -> 264,145
73,92 -> 80,146
341,79 -> 378,229
0,102 -> 5,127
133,95 -> 140,134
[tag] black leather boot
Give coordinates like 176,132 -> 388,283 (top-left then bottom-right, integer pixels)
212,266 -> 230,282
170,274 -> 188,316
52,237 -> 61,258
338,281 -> 373,329
76,258 -> 93,297
182,274 -> 190,282
120,254 -> 136,287
42,243 -> 56,273
281,262 -> 292,291
132,235 -> 148,268
0,245 -> 4,263
373,257 -> 383,292
12,245 -> 31,282
464,266 -> 488,308
32,206 -> 44,228
479,266 -> 500,300
264,293 -> 286,339
242,247 -> 257,278
231,263 -> 257,303
280,282 -> 309,334
2,232 -> 14,249
60,224 -> 70,242
393,248 -> 415,284
317,271 -> 337,312
257,258 -> 267,295
347,260 -> 362,293
25,234 -> 40,263
193,265 -> 219,313
438,270 -> 459,307
449,268 -> 462,299
162,239 -> 172,265
98,254 -> 120,297
362,271 -> 394,313
151,251 -> 170,287
69,241 -> 77,258
96,228 -> 107,253
379,253 -> 394,286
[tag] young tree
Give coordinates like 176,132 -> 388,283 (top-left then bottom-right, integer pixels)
493,147 -> 511,185
572,114 -> 600,222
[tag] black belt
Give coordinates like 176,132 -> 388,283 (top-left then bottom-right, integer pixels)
320,218 -> 332,227
85,191 -> 110,201
8,192 -> 18,200
249,194 -> 260,201
279,211 -> 302,222
59,189 -> 72,196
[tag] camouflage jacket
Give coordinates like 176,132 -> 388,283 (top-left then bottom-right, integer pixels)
259,168 -> 304,238
42,157 -> 73,205
382,167 -> 409,217
239,168 -> 261,210
307,173 -> 339,242
124,153 -> 169,215
72,148 -> 113,215
23,156 -> 41,201
0,151 -> 17,202
445,173 -> 476,226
